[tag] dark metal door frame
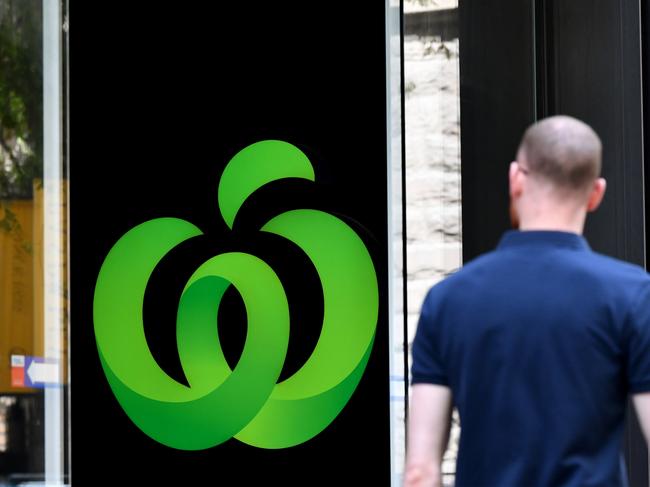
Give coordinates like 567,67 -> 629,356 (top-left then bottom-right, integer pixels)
460,0 -> 648,484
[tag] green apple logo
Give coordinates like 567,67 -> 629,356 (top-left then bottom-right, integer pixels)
93,140 -> 379,450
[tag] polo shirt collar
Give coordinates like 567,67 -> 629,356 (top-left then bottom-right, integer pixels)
498,230 -> 591,251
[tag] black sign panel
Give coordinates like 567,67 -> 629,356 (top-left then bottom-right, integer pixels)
71,3 -> 390,486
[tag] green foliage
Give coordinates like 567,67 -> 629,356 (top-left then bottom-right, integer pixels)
0,0 -> 43,199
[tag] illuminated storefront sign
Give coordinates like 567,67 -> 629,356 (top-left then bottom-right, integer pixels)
93,140 -> 379,449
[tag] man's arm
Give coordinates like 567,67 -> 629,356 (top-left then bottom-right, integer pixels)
403,384 -> 453,487
633,393 -> 650,445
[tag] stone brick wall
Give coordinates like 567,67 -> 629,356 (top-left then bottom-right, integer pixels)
404,18 -> 462,485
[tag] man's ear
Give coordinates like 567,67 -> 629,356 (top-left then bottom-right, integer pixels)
586,178 -> 607,212
509,161 -> 523,198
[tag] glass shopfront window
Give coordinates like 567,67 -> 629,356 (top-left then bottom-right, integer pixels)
0,1 -> 67,485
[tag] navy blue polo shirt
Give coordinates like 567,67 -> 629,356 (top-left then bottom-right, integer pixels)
412,230 -> 650,487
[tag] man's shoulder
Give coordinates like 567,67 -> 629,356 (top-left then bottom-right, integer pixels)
432,248 -> 511,286
580,250 -> 650,285
422,246 -> 650,307
456,245 -> 648,282
420,251 -> 502,305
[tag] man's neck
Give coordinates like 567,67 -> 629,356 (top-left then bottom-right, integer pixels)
517,206 -> 586,235
518,221 -> 583,234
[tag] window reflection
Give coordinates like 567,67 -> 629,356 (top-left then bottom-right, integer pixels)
0,398 -> 17,454
0,1 -> 67,484
404,0 -> 461,485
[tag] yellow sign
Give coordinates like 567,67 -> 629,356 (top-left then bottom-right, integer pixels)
0,181 -> 68,393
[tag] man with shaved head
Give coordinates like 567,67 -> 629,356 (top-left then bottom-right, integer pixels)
404,116 -> 650,487
510,116 -> 606,231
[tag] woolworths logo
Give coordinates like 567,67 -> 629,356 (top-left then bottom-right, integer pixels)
93,140 -> 379,450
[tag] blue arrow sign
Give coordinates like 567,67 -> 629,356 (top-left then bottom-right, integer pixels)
24,356 -> 60,388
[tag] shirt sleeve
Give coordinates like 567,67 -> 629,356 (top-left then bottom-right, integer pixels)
626,281 -> 650,393
411,288 -> 449,386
